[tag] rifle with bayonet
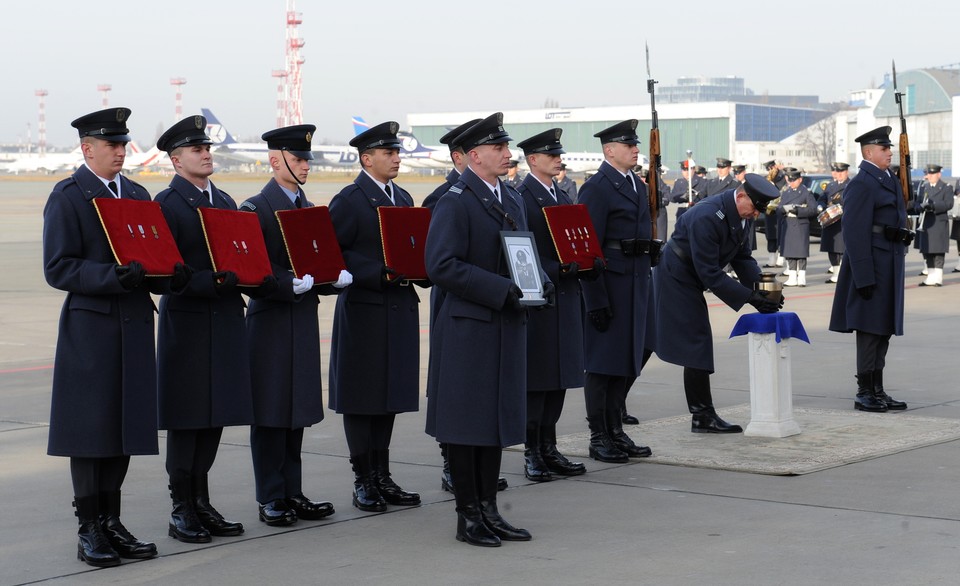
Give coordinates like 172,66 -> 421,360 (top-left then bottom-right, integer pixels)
645,42 -> 661,241
892,60 -> 913,210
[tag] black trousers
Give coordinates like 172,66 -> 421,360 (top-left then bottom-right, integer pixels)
829,252 -> 842,266
250,426 -> 304,504
446,444 -> 501,510
342,413 -> 396,457
166,427 -> 223,478
924,254 -> 945,269
70,456 -> 130,498
584,374 -> 635,418
526,390 -> 566,429
856,331 -> 891,373
787,258 -> 808,271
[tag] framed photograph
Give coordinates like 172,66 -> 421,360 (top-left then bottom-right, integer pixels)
500,231 -> 546,306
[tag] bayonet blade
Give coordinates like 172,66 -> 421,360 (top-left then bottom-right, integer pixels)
645,42 -> 651,79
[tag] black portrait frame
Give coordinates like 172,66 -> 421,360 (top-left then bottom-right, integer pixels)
500,230 -> 546,306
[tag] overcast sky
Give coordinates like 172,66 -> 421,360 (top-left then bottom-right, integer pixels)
3,0 -> 954,149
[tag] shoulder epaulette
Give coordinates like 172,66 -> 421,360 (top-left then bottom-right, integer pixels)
239,201 -> 257,211
449,185 -> 463,195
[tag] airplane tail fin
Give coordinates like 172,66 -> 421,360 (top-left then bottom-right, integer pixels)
397,131 -> 435,155
351,116 -> 370,136
201,108 -> 237,145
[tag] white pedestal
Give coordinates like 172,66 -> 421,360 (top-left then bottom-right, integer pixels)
743,331 -> 801,438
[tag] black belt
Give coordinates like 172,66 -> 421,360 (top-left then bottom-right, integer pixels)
666,239 -> 688,260
872,224 -> 914,245
604,238 -> 656,256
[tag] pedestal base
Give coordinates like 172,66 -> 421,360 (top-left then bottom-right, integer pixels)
743,331 -> 802,438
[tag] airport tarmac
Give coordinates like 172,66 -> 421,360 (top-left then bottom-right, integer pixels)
2,175 -> 959,585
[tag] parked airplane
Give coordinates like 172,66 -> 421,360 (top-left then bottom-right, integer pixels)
351,116 -> 450,169
0,146 -> 83,174
124,142 -> 171,171
202,109 -> 359,167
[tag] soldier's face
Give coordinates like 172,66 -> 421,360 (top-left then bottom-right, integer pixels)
717,166 -> 729,177
82,138 -> 126,177
863,145 -> 892,170
528,153 -> 562,178
472,143 -> 512,180
172,144 -> 213,182
363,148 -> 401,183
735,191 -> 760,220
272,151 -> 310,187
605,142 -> 639,172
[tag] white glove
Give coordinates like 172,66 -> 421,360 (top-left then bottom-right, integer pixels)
782,204 -> 796,213
333,269 -> 353,289
817,205 -> 824,213
292,273 -> 314,294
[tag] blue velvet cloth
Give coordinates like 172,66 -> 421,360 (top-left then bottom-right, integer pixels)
729,311 -> 810,344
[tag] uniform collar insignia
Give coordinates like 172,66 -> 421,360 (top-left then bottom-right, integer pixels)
716,210 -> 725,220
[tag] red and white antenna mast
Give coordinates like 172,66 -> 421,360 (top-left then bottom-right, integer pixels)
284,0 -> 304,126
35,89 -> 48,156
271,70 -> 288,128
170,78 -> 187,121
97,84 -> 111,109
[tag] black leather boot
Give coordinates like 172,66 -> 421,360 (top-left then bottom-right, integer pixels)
351,454 -> 387,512
586,415 -> 628,463
479,498 -> 532,541
74,495 -> 120,568
685,367 -> 742,433
440,443 -> 454,493
690,407 -> 743,433
448,444 -> 500,547
286,494 -> 335,520
99,491 -> 157,559
621,407 -> 640,425
477,447 -> 530,541
854,371 -> 888,412
373,449 -> 420,506
873,370 -> 907,410
168,474 -> 212,543
539,425 -> 586,476
192,475 -> 244,536
456,503 -> 501,547
523,426 -> 553,482
606,409 -> 652,457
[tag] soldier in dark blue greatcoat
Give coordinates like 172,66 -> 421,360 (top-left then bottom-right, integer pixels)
515,128 -> 589,482
829,126 -> 909,412
240,125 -> 352,527
43,108 -> 174,567
426,113 -> 553,547
653,175 -> 783,434
155,115 -> 275,544
329,121 -> 425,513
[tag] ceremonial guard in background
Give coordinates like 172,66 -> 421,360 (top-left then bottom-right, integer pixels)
425,113 -> 546,547
670,160 -> 702,220
556,163 -> 578,202
241,125 -> 352,526
515,128 -> 587,482
43,108 -> 163,567
829,126 -> 909,412
777,168 -> 818,287
503,159 -> 523,188
422,118 -> 480,212
818,162 -> 850,283
579,119 -> 655,463
701,157 -> 738,196
155,116 -> 269,543
915,164 -> 952,287
653,175 -> 783,433
762,160 -> 785,267
329,122 -> 424,512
